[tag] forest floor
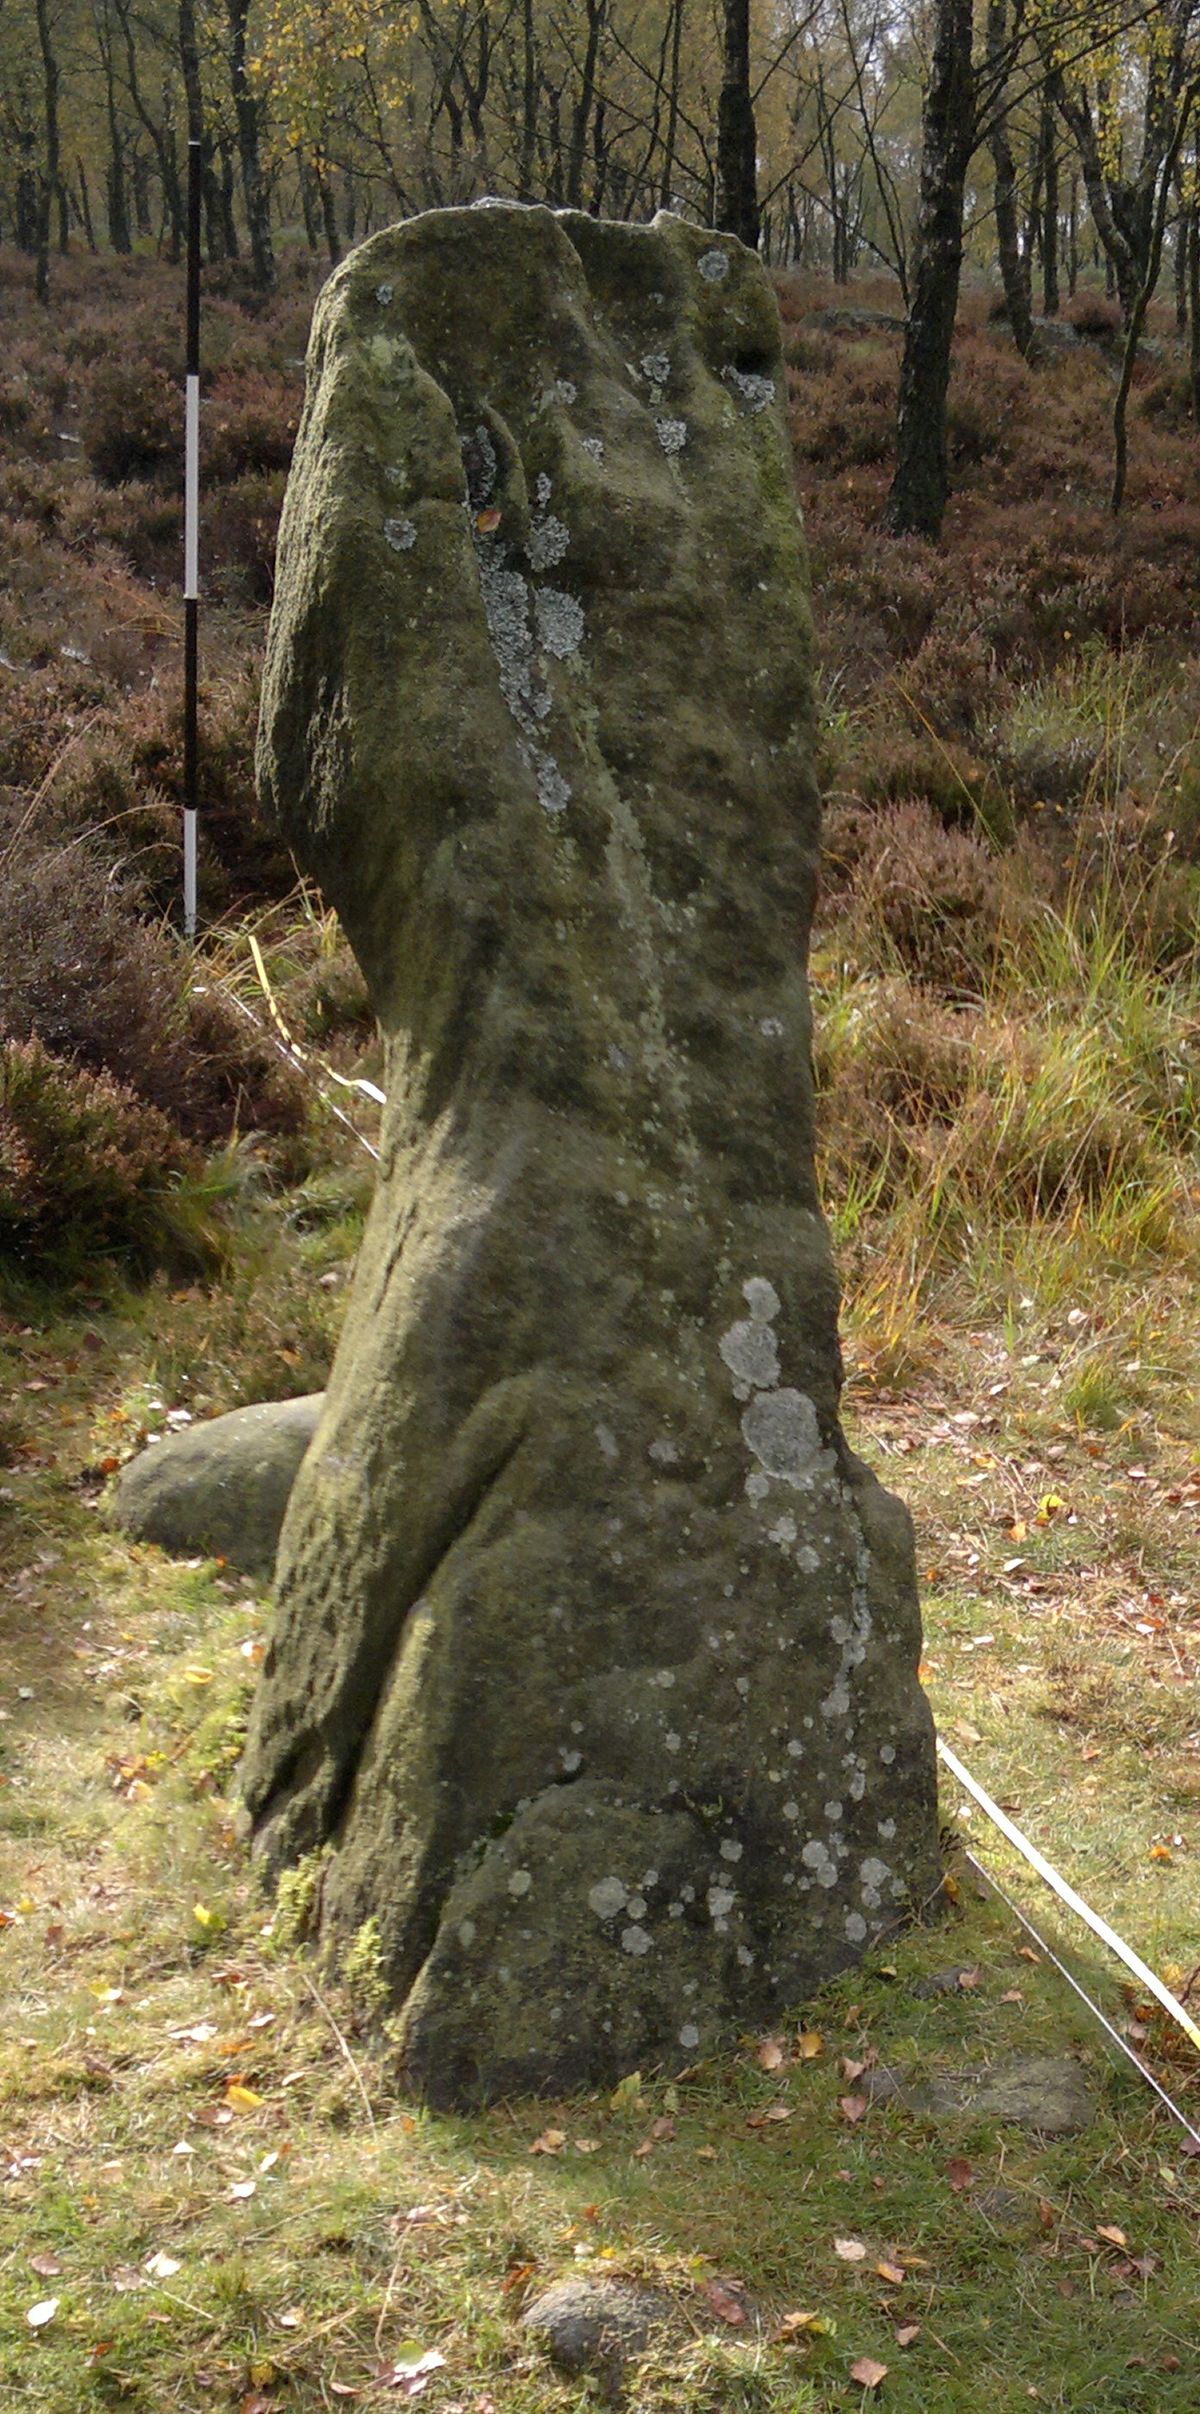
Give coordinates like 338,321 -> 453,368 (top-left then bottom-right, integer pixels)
2,241 -> 1200,2410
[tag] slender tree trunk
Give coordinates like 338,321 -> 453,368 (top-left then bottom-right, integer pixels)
1067,172 -> 1078,294
659,0 -> 685,209
228,0 -> 275,289
1041,93 -> 1059,314
77,156 -> 97,250
518,0 -> 537,199
565,0 -> 605,209
298,152 -> 320,250
1112,93 -> 1197,511
988,2 -> 1032,357
317,164 -> 340,263
715,0 -> 759,248
34,0 -> 61,304
883,0 -> 974,539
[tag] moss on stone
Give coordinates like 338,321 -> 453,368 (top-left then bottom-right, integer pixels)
243,204 -> 940,2104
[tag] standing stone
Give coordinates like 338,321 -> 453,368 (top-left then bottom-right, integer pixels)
240,202 -> 939,2105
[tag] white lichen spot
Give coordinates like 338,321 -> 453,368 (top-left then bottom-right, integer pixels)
588,1876 -> 628,1920
745,1275 -> 780,1320
735,1676 -> 750,1697
679,2022 -> 700,2049
741,1388 -> 828,1486
375,281 -> 393,304
722,365 -> 776,412
534,587 -> 585,658
626,1895 -> 647,1920
655,417 -> 688,454
707,1886 -> 736,1919
621,1924 -> 653,1955
580,434 -> 605,463
824,1801 -> 844,1824
860,1857 -> 891,1892
821,1679 -> 850,1720
508,1868 -> 533,1897
720,1317 -> 780,1397
546,377 -> 577,406
698,248 -> 730,283
768,1514 -> 797,1546
527,512 -> 570,571
649,1437 -> 679,1467
737,1944 -> 755,1967
641,350 -> 671,385
664,1731 -> 682,1753
844,1911 -> 868,1943
745,1472 -> 770,1503
680,1884 -> 696,1904
534,753 -> 572,816
668,1900 -> 684,1918
534,471 -> 552,506
760,1016 -> 784,1038
796,1545 -> 821,1574
786,1739 -> 804,1759
654,1669 -> 676,1688
560,1748 -> 583,1773
719,1839 -> 744,1863
458,1919 -> 476,1947
642,1869 -> 659,1889
782,1799 -> 800,1821
383,516 -> 417,552
880,1744 -> 896,1765
878,1818 -> 896,1841
595,1422 -> 619,1463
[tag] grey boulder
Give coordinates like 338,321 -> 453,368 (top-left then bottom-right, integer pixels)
111,1394 -> 324,1577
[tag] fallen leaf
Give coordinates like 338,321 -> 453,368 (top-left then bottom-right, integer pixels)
747,2101 -> 793,2127
1149,1844 -> 1174,1865
609,2071 -> 643,2112
528,2129 -> 566,2156
695,2144 -> 717,2159
704,2278 -> 748,2325
144,2251 -> 182,2279
573,2137 -> 601,2154
224,2084 -> 264,2112
876,2262 -> 905,2286
755,2035 -> 787,2070
834,2238 -> 867,2262
1097,2225 -> 1128,2248
475,507 -> 502,534
26,2298 -> 59,2329
228,2179 -> 257,2201
841,2057 -> 866,2082
850,2355 -> 888,2388
381,2344 -> 448,2394
775,2309 -> 835,2339
956,1967 -> 980,1991
1001,1989 -> 1024,2005
29,2254 -> 62,2279
840,2095 -> 869,2124
796,2029 -> 824,2059
946,2158 -> 974,2194
895,2322 -> 921,2347
277,2307 -> 304,2328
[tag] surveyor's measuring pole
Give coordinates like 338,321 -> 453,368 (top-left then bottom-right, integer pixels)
183,136 -> 201,942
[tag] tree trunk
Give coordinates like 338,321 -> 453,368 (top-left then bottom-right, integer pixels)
317,165 -> 341,264
77,156 -> 97,251
659,0 -> 684,210
715,0 -> 759,248
1188,186 -> 1200,422
34,0 -> 61,304
883,0 -> 974,540
1041,93 -> 1059,314
988,2 -> 1032,358
228,0 -> 275,289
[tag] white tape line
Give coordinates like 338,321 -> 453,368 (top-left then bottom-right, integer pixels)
962,1846 -> 1200,2149
185,375 -> 200,599
248,932 -> 386,1104
938,1736 -> 1200,2056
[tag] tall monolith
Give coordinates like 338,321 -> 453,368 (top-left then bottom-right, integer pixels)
241,203 -> 940,2105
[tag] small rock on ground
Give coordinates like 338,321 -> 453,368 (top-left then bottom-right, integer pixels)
520,2277 -> 681,2398
862,2053 -> 1095,2137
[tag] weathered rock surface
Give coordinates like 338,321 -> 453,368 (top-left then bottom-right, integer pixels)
240,201 -> 940,2104
862,2053 -> 1096,2136
521,2278 -> 680,2397
112,1395 -> 324,1575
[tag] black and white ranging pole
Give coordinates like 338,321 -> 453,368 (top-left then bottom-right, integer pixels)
183,136 -> 201,942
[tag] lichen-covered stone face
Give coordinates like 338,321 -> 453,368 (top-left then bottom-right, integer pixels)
241,203 -> 940,2106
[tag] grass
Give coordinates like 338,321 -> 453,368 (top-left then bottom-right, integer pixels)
3,252 -> 1200,2407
